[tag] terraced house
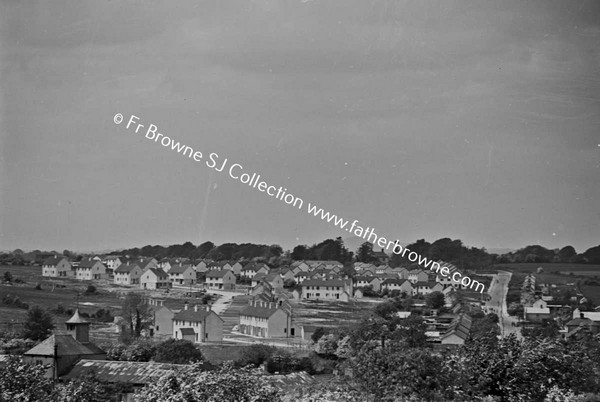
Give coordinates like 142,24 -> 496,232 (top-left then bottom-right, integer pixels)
300,278 -> 353,302
238,299 -> 294,338
205,269 -> 236,290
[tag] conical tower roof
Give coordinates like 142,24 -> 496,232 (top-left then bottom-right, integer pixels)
65,308 -> 90,324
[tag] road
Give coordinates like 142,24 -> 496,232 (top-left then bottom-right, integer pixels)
485,271 -> 521,339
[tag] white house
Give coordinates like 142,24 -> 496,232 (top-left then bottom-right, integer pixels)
172,304 -> 223,343
140,268 -> 170,290
205,270 -> 236,290
168,264 -> 196,286
300,278 -> 353,302
113,263 -> 143,286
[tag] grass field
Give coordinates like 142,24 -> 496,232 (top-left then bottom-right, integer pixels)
493,263 -> 600,273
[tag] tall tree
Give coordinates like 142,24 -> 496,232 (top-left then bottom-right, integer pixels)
153,339 -> 205,364
120,293 -> 153,341
22,306 -> 55,340
356,242 -> 374,263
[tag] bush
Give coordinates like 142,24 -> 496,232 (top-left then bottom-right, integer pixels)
34,283 -> 42,290
84,285 -> 97,295
153,339 -> 204,364
121,339 -> 157,362
103,343 -> 127,361
235,344 -> 277,367
311,327 -> 326,343
92,308 -> 113,323
3,271 -> 12,282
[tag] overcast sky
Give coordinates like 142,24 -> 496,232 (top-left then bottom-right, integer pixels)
1,0 -> 599,254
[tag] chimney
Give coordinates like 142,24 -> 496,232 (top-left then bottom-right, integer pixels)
184,302 -> 189,310
194,305 -> 198,312
581,313 -> 585,319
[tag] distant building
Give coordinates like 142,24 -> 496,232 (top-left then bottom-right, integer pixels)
172,303 -> 223,342
252,272 -> 284,289
102,256 -> 122,271
75,258 -> 107,281
42,256 -> 72,278
439,314 -> 472,348
140,268 -> 170,290
153,305 -> 179,338
168,264 -> 196,286
300,278 -> 353,301
113,263 -> 143,286
205,270 -> 236,290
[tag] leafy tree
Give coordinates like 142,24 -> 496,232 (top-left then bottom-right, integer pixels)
120,293 -> 153,341
121,338 -> 156,362
291,245 -> 307,261
3,271 -> 12,282
133,362 -> 281,402
52,372 -> 108,402
391,315 -> 427,348
314,334 -> 338,358
356,242 -> 375,263
235,344 -> 277,367
558,246 -> 577,263
22,305 -> 55,340
425,291 -> 445,309
335,335 -> 352,359
153,339 -> 204,364
0,356 -> 54,400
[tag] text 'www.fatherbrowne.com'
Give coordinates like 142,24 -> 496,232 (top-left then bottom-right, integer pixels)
114,113 -> 486,294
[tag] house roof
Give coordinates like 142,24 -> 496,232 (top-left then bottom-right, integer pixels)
301,278 -> 349,287
115,263 -> 140,274
42,256 -> 65,266
137,258 -> 156,270
206,269 -> 232,278
173,307 -> 219,322
441,314 -> 472,341
145,268 -> 168,279
382,278 -> 410,286
524,307 -> 550,314
242,262 -> 268,272
24,335 -> 104,357
169,265 -> 193,274
78,258 -> 99,268
240,305 -> 281,319
61,359 -> 194,384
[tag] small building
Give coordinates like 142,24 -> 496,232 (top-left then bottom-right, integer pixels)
153,305 -> 179,338
238,299 -> 294,338
42,256 -> 72,278
240,262 -> 270,279
172,303 -> 224,342
23,309 -> 105,379
102,256 -> 122,271
205,270 -> 236,290
355,276 -> 381,292
140,268 -> 170,290
381,278 -> 413,295
75,258 -> 107,281
407,270 -> 429,284
114,263 -> 143,286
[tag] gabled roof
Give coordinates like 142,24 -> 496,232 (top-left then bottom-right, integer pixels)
382,278 -> 410,286
24,335 -> 104,357
441,314 -> 472,341
242,262 -> 268,272
78,257 -> 100,268
169,264 -> 193,274
43,256 -> 65,266
240,304 -> 282,319
206,269 -> 233,278
145,268 -> 168,279
173,307 -> 221,322
115,263 -> 141,274
301,278 -> 349,287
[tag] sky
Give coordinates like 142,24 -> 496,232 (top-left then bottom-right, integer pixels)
1,0 -> 599,254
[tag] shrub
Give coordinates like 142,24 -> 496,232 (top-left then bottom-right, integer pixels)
84,285 -> 97,295
235,344 -> 277,367
34,283 -> 42,290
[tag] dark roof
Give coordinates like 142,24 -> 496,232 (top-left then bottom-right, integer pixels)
301,278 -> 349,287
169,265 -> 193,274
115,263 -> 140,274
242,262 -> 268,272
78,258 -> 99,268
65,309 -> 90,324
137,258 -> 156,270
61,360 -> 190,384
382,278 -> 410,285
206,270 -> 233,278
173,307 -> 220,322
146,268 -> 168,279
42,256 -> 65,266
24,335 -> 104,357
441,314 -> 472,341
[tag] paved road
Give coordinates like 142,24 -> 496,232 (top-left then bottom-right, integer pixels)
485,271 -> 521,339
